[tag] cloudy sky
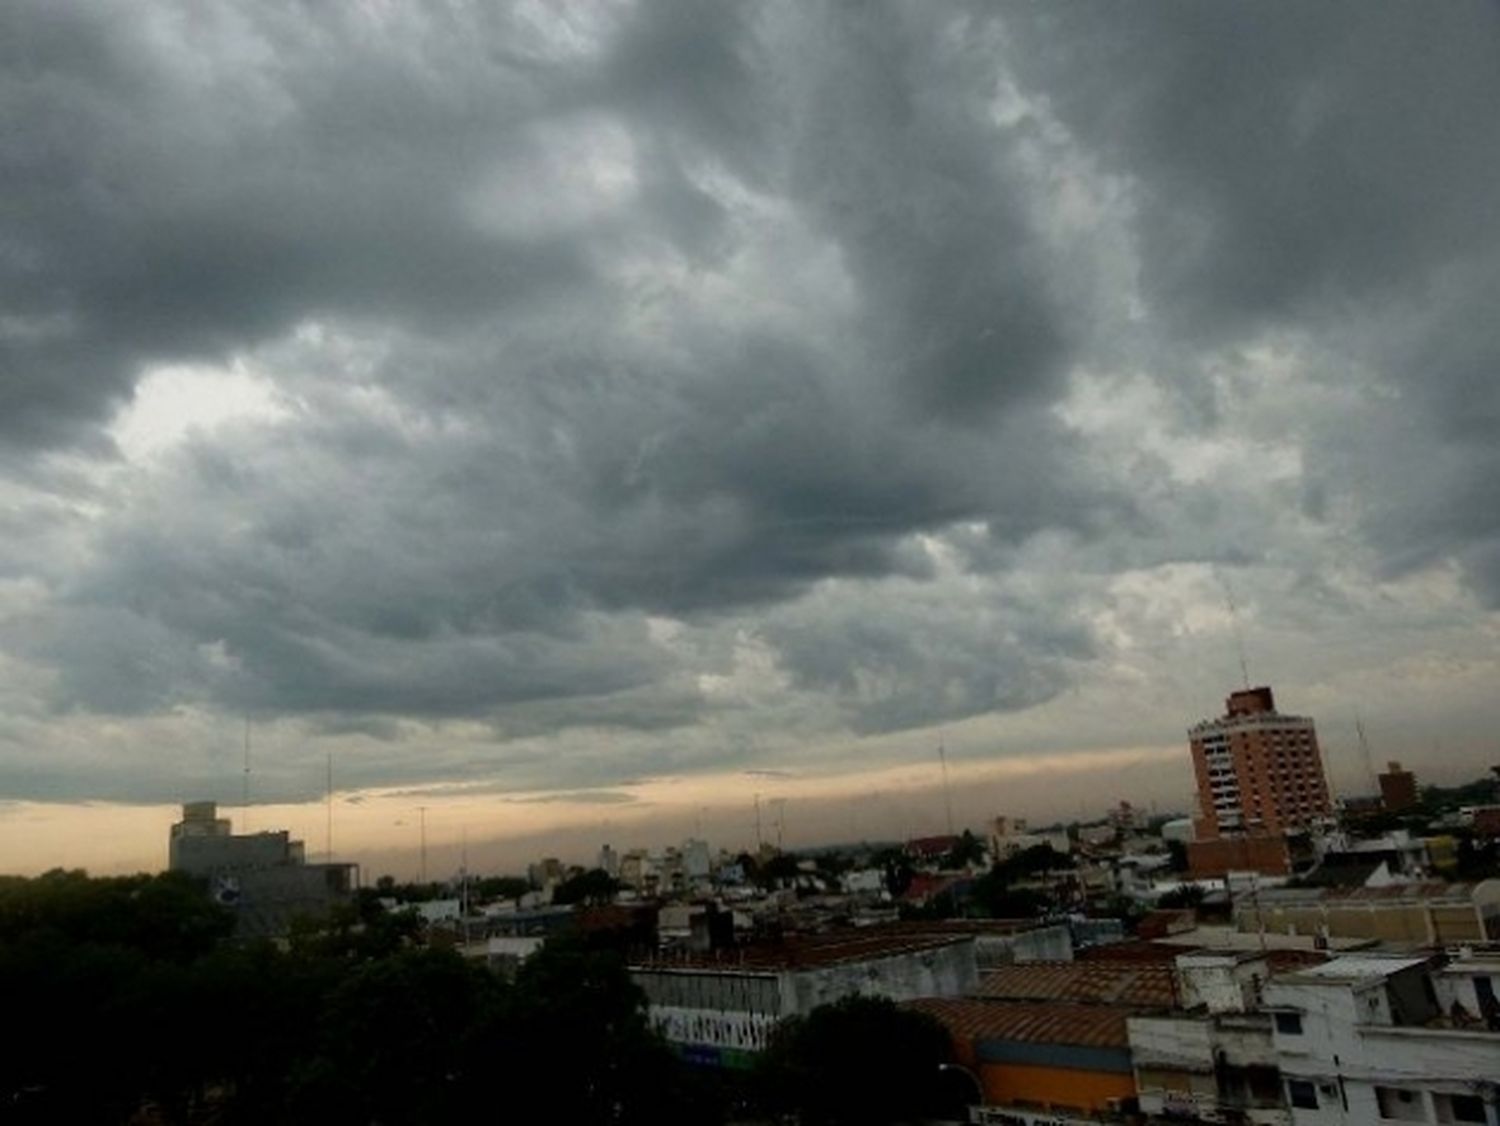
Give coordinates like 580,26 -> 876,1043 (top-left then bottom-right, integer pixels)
3,2 -> 1498,877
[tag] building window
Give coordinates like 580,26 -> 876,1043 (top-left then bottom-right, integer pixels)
1375,1086 -> 1427,1122
1287,1080 -> 1319,1109
1434,1093 -> 1487,1124
1275,1011 -> 1303,1035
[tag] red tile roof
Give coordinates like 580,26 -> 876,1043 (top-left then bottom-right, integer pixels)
1078,940 -> 1182,962
907,835 -> 961,857
978,961 -> 1179,1007
909,998 -> 1132,1048
889,918 -> 1056,935
633,931 -> 970,972
1077,941 -> 1329,973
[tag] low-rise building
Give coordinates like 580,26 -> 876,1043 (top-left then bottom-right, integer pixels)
895,918 -> 1075,965
630,931 -> 978,1069
1236,881 -> 1500,946
989,816 -> 1073,861
167,801 -> 357,937
1129,1007 -> 1288,1125
910,997 -> 1136,1116
1264,954 -> 1500,1125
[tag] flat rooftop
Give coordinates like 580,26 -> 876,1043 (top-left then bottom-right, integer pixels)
632,930 -> 971,973
1280,954 -> 1432,983
978,962 -> 1178,1008
909,998 -> 1131,1049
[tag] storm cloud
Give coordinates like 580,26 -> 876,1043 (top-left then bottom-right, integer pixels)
2,1 -> 1497,811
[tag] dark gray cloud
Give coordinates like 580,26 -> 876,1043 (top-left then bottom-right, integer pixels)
1003,1 -> 1500,601
1,1 -> 1497,808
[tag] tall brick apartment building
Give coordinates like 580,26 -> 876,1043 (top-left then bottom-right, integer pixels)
1187,686 -> 1332,878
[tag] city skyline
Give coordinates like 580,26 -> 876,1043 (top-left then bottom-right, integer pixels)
3,4 -> 1499,876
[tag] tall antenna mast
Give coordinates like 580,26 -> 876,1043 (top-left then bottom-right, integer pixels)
325,751 -> 334,862
460,828 -> 469,915
242,717 -> 252,832
1222,576 -> 1251,689
754,793 -> 764,852
938,738 -> 955,836
418,805 -> 428,884
1355,713 -> 1377,793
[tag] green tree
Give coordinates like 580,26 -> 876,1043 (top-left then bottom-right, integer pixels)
1158,883 -> 1208,909
942,830 -> 986,869
1165,838 -> 1189,873
551,867 -> 620,905
475,875 -> 531,900
870,846 -> 915,897
757,996 -> 956,1125
505,938 -> 704,1124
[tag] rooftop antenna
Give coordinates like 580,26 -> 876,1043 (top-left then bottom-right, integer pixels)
241,717 -> 252,833
325,751 -> 334,862
1355,712 -> 1378,793
1221,574 -> 1251,690
938,737 -> 956,836
418,805 -> 428,884
460,828 -> 469,916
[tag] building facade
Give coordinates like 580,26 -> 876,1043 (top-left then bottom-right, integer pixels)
1264,955 -> 1500,1125
630,932 -> 978,1069
1380,761 -> 1421,812
168,801 -> 357,937
1190,686 -> 1332,845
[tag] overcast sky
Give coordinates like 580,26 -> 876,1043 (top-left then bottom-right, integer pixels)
3,2 -> 1498,876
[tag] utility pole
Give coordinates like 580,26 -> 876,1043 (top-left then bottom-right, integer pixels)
938,738 -> 955,837
418,806 -> 428,884
1222,575 -> 1251,690
325,751 -> 334,862
242,717 -> 252,832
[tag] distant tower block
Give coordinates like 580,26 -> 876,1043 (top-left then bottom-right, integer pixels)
1188,686 -> 1332,840
1378,760 -> 1419,812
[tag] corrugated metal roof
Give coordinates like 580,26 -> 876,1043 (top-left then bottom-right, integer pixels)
634,930 -> 970,972
1286,955 -> 1432,981
978,962 -> 1178,1007
891,918 -> 1057,935
1258,881 -> 1485,905
908,998 -> 1132,1048
1078,941 -> 1328,972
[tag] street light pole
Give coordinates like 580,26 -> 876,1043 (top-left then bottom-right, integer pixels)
937,1062 -> 984,1124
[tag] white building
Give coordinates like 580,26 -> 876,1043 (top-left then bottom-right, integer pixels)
1264,954 -> 1500,1125
630,932 -> 978,1068
598,844 -> 619,877
682,838 -> 712,881
1129,952 -> 1290,1124
989,815 -> 1072,861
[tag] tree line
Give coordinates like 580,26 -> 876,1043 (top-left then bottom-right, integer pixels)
0,869 -> 957,1125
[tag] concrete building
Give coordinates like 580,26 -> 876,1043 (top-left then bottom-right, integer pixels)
1189,833 -> 1306,880
597,844 -> 619,877
1264,954 -> 1500,1125
1160,817 -> 1197,845
681,838 -> 711,881
1190,686 -> 1332,840
1129,1005 -> 1288,1124
1235,881 -> 1500,946
1381,761 -> 1421,813
1433,955 -> 1500,1030
989,815 -> 1072,861
911,997 -> 1136,1117
630,931 -> 978,1069
528,857 -> 566,890
167,802 -> 357,937
895,918 -> 1075,966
